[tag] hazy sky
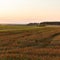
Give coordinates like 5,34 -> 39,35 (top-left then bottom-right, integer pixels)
0,0 -> 60,24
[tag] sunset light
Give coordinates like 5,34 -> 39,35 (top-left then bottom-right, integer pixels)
0,0 -> 60,24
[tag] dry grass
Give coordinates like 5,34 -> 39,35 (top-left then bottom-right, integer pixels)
0,26 -> 60,60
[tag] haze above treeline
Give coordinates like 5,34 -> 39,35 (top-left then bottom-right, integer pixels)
0,21 -> 60,26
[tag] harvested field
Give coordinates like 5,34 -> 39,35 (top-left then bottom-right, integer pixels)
0,25 -> 60,60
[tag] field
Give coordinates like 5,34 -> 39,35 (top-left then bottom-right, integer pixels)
0,25 -> 60,60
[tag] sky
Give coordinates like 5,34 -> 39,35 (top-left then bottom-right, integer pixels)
0,0 -> 60,24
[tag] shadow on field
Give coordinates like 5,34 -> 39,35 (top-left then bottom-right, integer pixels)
39,32 -> 60,47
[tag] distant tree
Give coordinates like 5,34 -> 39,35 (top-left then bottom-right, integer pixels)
27,23 -> 40,26
40,22 -> 60,25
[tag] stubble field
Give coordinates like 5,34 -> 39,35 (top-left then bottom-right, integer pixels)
0,25 -> 60,60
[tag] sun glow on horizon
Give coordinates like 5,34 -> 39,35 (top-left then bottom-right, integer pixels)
0,0 -> 60,24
